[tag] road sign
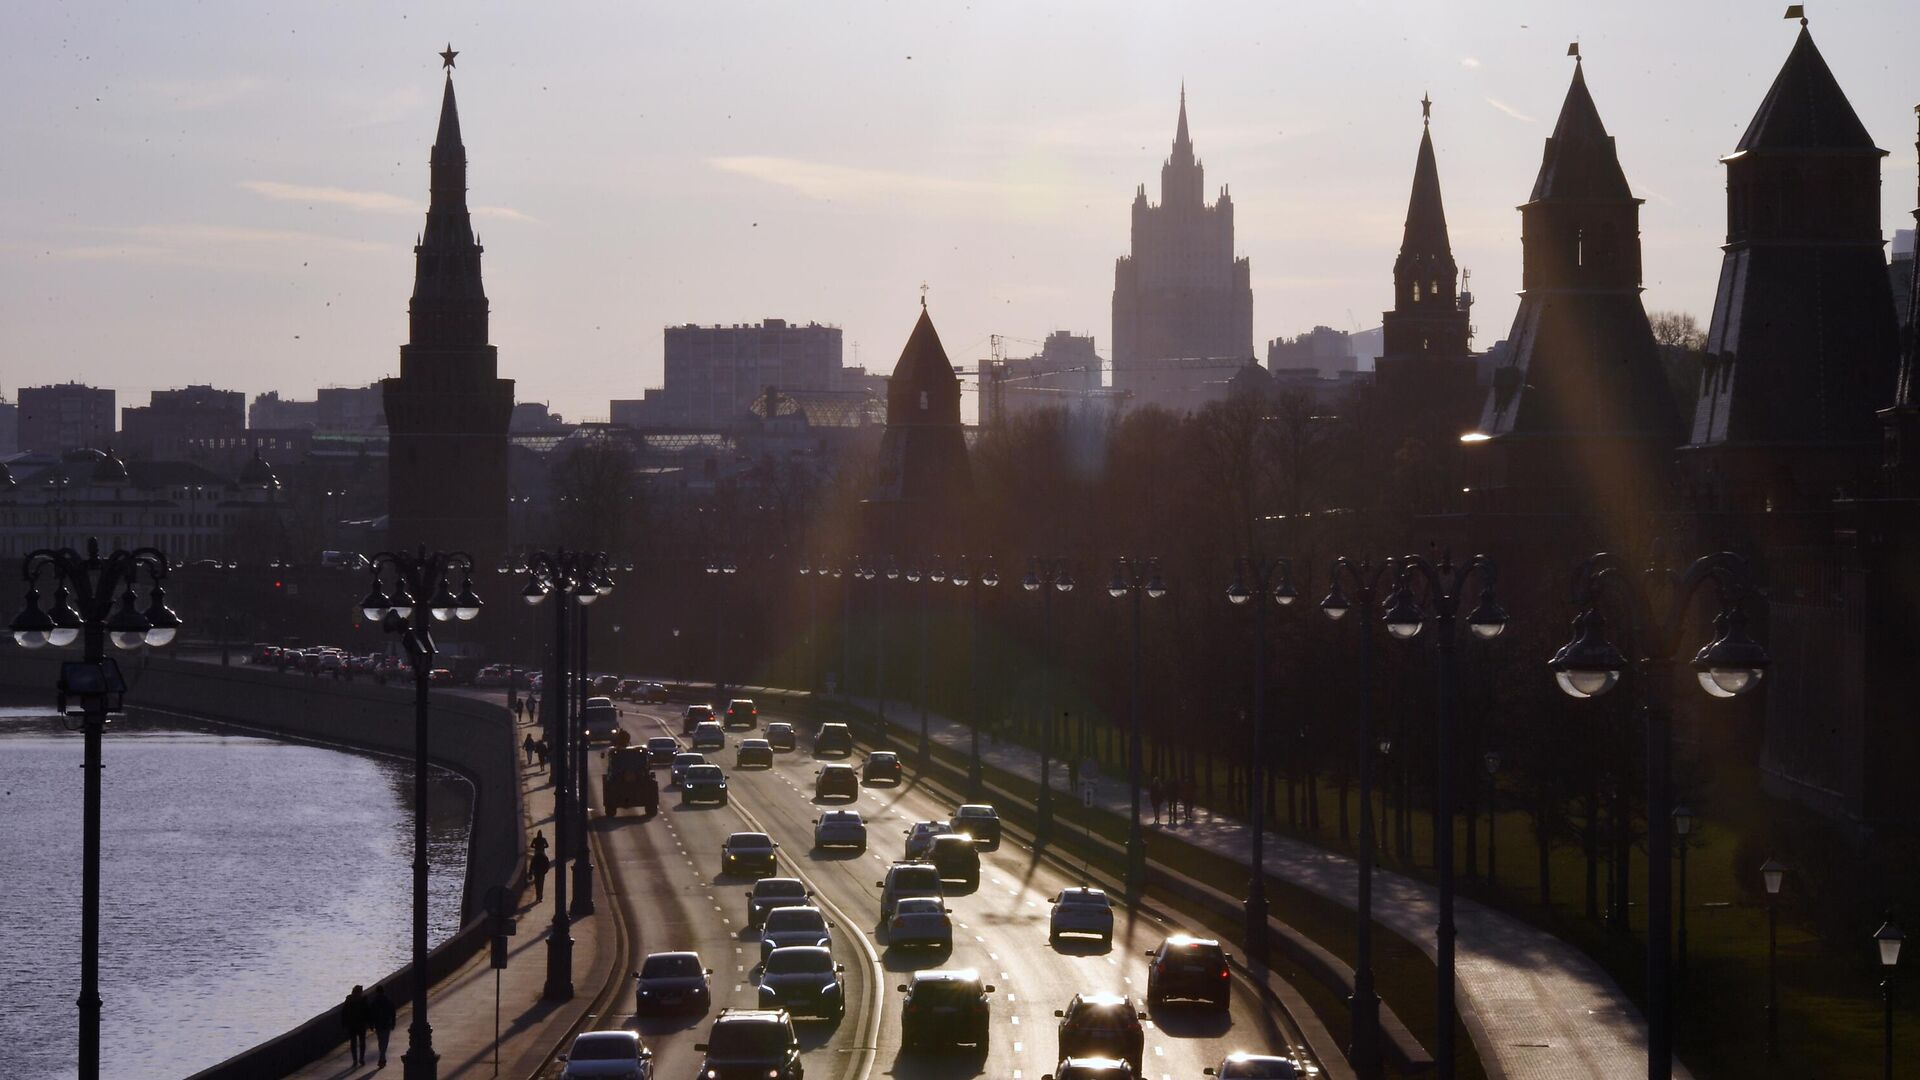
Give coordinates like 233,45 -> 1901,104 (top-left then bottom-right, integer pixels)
483,884 -> 511,919
490,935 -> 509,969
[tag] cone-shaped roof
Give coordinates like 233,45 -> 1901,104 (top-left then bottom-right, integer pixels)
1528,62 -> 1634,203
1175,83 -> 1191,152
886,307 -> 961,425
1400,122 -> 1452,259
1734,26 -> 1879,154
435,75 -> 463,154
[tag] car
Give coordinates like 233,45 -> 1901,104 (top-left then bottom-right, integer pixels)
559,1030 -> 653,1079
862,751 -> 904,785
682,764 -> 730,805
683,704 -> 715,735
670,752 -> 708,788
951,804 -> 1002,849
725,697 -> 759,729
1144,935 -> 1231,1009
736,738 -> 774,769
691,721 -> 726,751
1204,1053 -> 1304,1079
694,1009 -> 803,1080
722,832 -> 780,877
924,834 -> 981,888
1054,993 -> 1147,1074
645,736 -> 681,765
813,810 -> 867,851
755,946 -> 846,1019
765,722 -> 797,751
898,968 -> 993,1052
746,878 -> 814,927
593,675 -> 622,695
616,678 -> 646,700
759,905 -> 833,962
1044,1056 -> 1137,1080
581,697 -> 623,744
814,722 -> 853,757
886,896 -> 953,949
634,951 -> 713,1015
877,862 -> 944,921
815,764 -> 859,801
903,820 -> 950,860
1050,888 -> 1115,946
639,681 -> 669,703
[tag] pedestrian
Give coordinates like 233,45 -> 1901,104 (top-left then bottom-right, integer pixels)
367,983 -> 397,1068
1148,776 -> 1164,825
531,829 -> 550,859
536,738 -> 550,771
340,984 -> 370,1067
529,844 -> 551,903
522,732 -> 537,764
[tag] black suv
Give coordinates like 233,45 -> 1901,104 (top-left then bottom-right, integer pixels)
695,1009 -> 803,1080
1055,993 -> 1146,1074
722,832 -> 780,877
814,723 -> 853,757
899,969 -> 994,1052
862,752 -> 904,785
1145,935 -> 1231,1009
815,764 -> 859,801
766,721 -> 797,751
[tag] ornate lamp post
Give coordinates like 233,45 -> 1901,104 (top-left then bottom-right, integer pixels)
1876,916 -> 1904,1080
12,538 -> 180,1080
1672,806 -> 1695,980
1023,557 -> 1074,846
1548,550 -> 1770,1080
1226,557 -> 1293,953
1761,858 -> 1786,1058
1111,557 -> 1167,899
1379,553 -> 1507,1080
1483,751 -> 1501,886
568,561 -> 614,916
905,559 -> 945,762
358,546 -> 482,1080
1318,556 -> 1397,1075
951,558 -> 999,798
706,560 -> 736,700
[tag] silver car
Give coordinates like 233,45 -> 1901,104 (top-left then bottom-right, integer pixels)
759,905 -> 833,963
670,752 -> 707,788
558,1030 -> 653,1080
886,896 -> 953,950
903,820 -> 950,860
1049,887 -> 1115,945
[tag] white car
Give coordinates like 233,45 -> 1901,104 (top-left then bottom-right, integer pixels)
670,752 -> 708,788
1204,1053 -> 1304,1079
886,896 -> 954,949
814,809 -> 868,851
760,905 -> 833,962
903,820 -> 950,861
559,1030 -> 653,1079
1049,887 -> 1115,946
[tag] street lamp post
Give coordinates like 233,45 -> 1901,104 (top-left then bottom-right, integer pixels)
1673,806 -> 1695,981
706,560 -> 736,700
1023,557 -> 1074,846
1111,557 -> 1167,899
1226,557 -> 1294,955
907,559 -> 945,762
951,558 -> 998,798
1381,554 -> 1508,1080
1319,556 -> 1398,1075
1548,550 -> 1771,1080
358,546 -> 483,1080
1876,917 -> 1904,1080
1762,858 -> 1785,1058
12,538 -> 181,1080
569,562 -> 614,917
1483,751 -> 1501,887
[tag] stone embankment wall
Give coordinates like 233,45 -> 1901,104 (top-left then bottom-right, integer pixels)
0,652 -> 523,1080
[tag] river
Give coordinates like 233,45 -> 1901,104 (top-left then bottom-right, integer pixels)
0,706 -> 472,1080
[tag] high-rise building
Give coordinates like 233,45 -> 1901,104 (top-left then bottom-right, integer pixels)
630,319 -> 845,429
1111,88 -> 1253,412
249,391 -> 320,430
1683,24 -> 1901,510
120,385 -> 246,462
382,54 -> 514,564
319,383 -> 388,432
17,383 -> 115,454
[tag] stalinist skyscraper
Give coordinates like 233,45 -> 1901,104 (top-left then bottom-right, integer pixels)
384,47 -> 514,566
1111,88 -> 1253,411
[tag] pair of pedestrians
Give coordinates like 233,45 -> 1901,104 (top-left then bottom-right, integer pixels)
339,983 -> 397,1068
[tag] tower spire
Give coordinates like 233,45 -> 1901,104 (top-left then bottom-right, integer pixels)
1175,81 -> 1190,151
409,49 -> 487,350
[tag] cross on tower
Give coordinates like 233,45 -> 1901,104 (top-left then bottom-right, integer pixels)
919,281 -> 929,309
1421,93 -> 1432,123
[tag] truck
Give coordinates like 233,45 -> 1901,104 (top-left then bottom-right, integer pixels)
602,742 -> 658,817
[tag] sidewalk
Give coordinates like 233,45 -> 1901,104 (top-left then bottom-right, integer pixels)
290,701 -> 618,1080
827,691 -> 1686,1080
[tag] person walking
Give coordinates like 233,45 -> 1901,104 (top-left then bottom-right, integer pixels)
341,984 -> 371,1067
1148,776 -> 1164,825
529,842 -> 552,903
522,732 -> 537,764
535,738 -> 550,772
367,983 -> 397,1068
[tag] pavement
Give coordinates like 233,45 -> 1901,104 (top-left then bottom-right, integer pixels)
828,691 -> 1690,1080
290,700 -> 622,1080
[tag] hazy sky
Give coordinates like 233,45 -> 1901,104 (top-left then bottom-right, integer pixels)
3,2 -> 1917,423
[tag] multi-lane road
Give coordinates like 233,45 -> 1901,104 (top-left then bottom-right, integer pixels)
546,702 -> 1317,1080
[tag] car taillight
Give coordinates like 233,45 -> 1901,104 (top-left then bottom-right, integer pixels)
1220,967 -> 1231,979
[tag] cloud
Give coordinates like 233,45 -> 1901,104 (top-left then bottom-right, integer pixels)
710,156 -> 1015,201
1484,97 -> 1536,123
1461,57 -> 1482,69
474,205 -> 539,223
30,223 -> 392,267
239,180 -> 415,214
138,76 -> 267,112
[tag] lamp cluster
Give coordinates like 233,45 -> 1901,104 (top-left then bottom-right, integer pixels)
1548,585 -> 1767,701
515,553 -> 621,607
12,548 -> 181,651
360,561 -> 482,624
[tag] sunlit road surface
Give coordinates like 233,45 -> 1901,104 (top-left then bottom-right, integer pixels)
539,703 -> 1316,1080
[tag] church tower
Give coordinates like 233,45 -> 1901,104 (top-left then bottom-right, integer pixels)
865,304 -> 972,553
1376,97 -> 1477,437
1684,22 -> 1900,510
1467,57 -> 1680,524
384,49 -> 515,565
1886,105 -> 1920,497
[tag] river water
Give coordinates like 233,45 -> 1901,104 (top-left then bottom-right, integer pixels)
0,706 -> 472,1080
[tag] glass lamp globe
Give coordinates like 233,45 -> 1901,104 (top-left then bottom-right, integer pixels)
1226,581 -> 1251,606
982,570 -> 999,588
1555,669 -> 1620,699
1272,581 -> 1296,606
1320,586 -> 1350,621
1875,920 -> 1905,968
111,629 -> 149,651
1056,572 -> 1075,594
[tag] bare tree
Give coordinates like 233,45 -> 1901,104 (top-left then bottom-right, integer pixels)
1648,310 -> 1707,350
550,438 -> 641,556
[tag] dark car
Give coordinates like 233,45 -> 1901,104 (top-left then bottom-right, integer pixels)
683,704 -> 715,735
898,968 -> 994,1052
951,804 -> 1002,849
634,950 -> 712,1014
765,722 -> 797,751
646,736 -> 681,765
736,738 -> 774,769
1045,1057 -> 1137,1080
815,764 -> 859,801
682,764 -> 730,805
722,831 -> 779,877
695,1009 -> 803,1080
756,946 -> 846,1020
746,877 -> 813,926
617,678 -> 646,701
1144,935 -> 1231,1009
862,752 -> 903,785
1055,993 -> 1146,1074
1204,1054 -> 1302,1079
725,698 -> 758,729
814,723 -> 853,757
925,834 -> 981,889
